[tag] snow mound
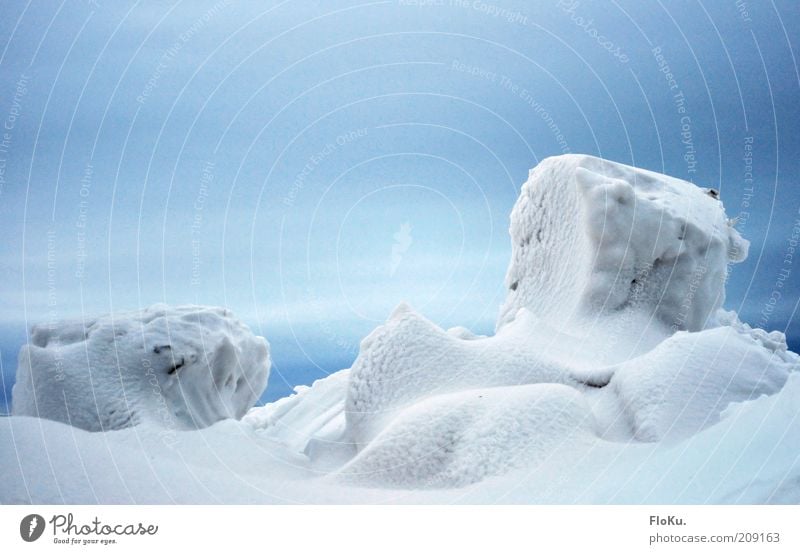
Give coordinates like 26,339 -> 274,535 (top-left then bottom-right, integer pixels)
345,303 -> 579,448
338,301 -> 796,484
498,155 -> 748,333
12,304 -> 270,431
341,384 -> 596,488
3,373 -> 799,503
5,155 -> 797,503
611,324 -> 796,442
0,417 -> 310,504
445,326 -> 486,340
330,155 -> 790,486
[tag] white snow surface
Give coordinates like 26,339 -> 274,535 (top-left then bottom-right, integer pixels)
611,323 -> 794,442
498,155 -> 749,335
2,155 -> 798,504
341,383 -> 597,488
11,304 -> 270,431
2,373 -> 798,503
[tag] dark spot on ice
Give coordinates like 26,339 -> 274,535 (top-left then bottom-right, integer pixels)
576,375 -> 611,389
153,344 -> 171,354
167,356 -> 186,375
510,280 -> 519,291
583,381 -> 606,389
116,411 -> 135,429
536,229 -> 543,242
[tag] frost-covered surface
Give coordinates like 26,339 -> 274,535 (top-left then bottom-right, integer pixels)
341,384 -> 597,488
610,325 -> 793,442
12,304 -> 270,431
2,155 -> 798,504
498,155 -> 748,334
345,304 -> 579,448
2,373 -> 798,503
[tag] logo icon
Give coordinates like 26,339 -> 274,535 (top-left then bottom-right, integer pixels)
20,514 -> 45,542
390,222 -> 413,276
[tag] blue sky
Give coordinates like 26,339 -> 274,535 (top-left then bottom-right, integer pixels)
1,0 -> 799,407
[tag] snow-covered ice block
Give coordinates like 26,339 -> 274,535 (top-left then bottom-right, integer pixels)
345,303 -> 581,448
12,304 -> 270,431
611,325 -> 796,442
341,384 -> 597,488
498,155 -> 749,333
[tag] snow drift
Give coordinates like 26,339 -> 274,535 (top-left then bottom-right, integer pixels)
3,154 -> 798,504
341,383 -> 597,488
3,373 -> 799,503
12,304 -> 270,431
610,320 -> 794,442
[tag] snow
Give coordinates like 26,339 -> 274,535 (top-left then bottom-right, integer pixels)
0,417 -> 310,504
340,384 -> 597,488
244,370 -> 350,463
2,155 -> 798,504
498,155 -> 748,336
2,373 -> 797,503
344,304 -> 578,449
611,325 -> 794,442
11,304 -> 270,431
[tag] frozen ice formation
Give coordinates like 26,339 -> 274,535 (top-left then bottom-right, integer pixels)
318,154 -> 792,485
609,323 -> 794,442
4,154 -> 798,503
244,369 -> 350,461
498,155 -> 749,333
12,304 -> 270,431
